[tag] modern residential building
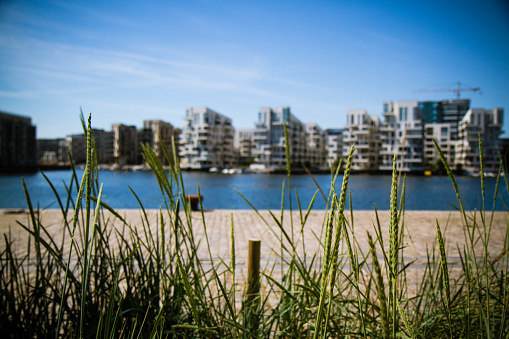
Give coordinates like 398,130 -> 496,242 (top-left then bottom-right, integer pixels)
379,101 -> 424,172
252,107 -> 306,170
419,99 -> 470,168
305,123 -> 327,169
424,123 -> 455,168
325,128 -> 343,168
455,108 -> 504,174
112,124 -> 138,166
343,109 -> 381,171
420,99 -> 470,139
179,107 -> 235,170
0,111 -> 37,168
234,129 -> 256,166
141,120 -> 180,165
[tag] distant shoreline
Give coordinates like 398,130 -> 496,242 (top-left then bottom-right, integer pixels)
0,164 -> 464,177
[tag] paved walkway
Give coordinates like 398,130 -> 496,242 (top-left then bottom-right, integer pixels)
1,208 -> 507,264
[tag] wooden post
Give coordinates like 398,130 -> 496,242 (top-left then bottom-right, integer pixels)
247,239 -> 261,298
245,239 -> 261,336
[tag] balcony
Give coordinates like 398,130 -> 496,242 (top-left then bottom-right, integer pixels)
353,129 -> 370,135
380,126 -> 395,132
405,133 -> 422,139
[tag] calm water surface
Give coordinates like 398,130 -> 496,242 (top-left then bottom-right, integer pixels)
0,170 -> 507,211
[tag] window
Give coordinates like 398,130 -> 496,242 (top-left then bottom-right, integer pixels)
404,107 -> 408,121
283,108 -> 289,122
272,112 -> 280,122
399,108 -> 403,121
383,103 -> 389,113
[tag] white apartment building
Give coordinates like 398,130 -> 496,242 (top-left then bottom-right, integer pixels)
305,123 -> 327,169
234,129 -> 255,164
252,107 -> 306,170
419,99 -> 470,168
179,107 -> 235,170
343,109 -> 380,171
325,129 -> 343,168
379,101 -> 425,172
456,108 -> 504,174
424,123 -> 455,168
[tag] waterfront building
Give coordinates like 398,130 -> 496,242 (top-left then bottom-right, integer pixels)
305,123 -> 327,169
455,108 -> 504,174
424,123 -> 455,168
325,128 -> 343,168
93,129 -> 114,164
37,138 -> 64,164
0,111 -> 37,168
112,124 -> 138,166
379,101 -> 424,172
60,134 -> 87,164
419,99 -> 470,168
234,129 -> 256,166
420,99 -> 470,139
343,109 -> 381,171
57,129 -> 113,165
179,107 -> 235,170
252,107 -> 306,170
379,102 -> 397,170
141,120 -> 180,165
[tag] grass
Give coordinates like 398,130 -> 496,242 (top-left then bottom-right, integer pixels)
0,114 -> 508,338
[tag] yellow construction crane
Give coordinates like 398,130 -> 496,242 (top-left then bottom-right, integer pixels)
413,81 -> 481,99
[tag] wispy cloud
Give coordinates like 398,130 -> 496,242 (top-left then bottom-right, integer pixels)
0,27 -> 315,103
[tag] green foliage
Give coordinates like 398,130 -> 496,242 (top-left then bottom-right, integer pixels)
0,116 -> 508,338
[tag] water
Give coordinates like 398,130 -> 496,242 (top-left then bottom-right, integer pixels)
0,170 -> 507,211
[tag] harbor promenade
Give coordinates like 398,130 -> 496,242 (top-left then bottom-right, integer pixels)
1,208 -> 507,265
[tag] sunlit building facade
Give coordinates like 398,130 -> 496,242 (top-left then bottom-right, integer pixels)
456,108 -> 504,174
252,107 -> 306,170
379,101 -> 424,172
305,123 -> 327,169
343,109 -> 381,171
179,107 -> 235,169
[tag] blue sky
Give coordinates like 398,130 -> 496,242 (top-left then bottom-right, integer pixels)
1,0 -> 508,138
